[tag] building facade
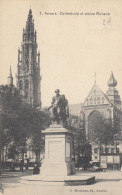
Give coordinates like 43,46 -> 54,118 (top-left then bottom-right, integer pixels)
16,9 -> 41,108
80,73 -> 122,168
80,72 -> 122,142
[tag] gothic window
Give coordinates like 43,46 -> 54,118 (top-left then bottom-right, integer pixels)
87,99 -> 89,105
102,97 -> 104,104
97,97 -> 100,104
94,99 -> 96,105
19,80 -> 23,90
25,79 -> 29,88
25,79 -> 29,99
90,98 -> 93,105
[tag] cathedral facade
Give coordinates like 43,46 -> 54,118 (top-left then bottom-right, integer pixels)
80,72 -> 122,143
16,9 -> 41,108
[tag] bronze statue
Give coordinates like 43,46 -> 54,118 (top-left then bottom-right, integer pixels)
48,89 -> 69,125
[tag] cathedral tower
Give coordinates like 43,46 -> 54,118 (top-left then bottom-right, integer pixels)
16,9 -> 41,107
106,72 -> 121,110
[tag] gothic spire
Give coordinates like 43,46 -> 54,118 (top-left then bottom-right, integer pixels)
27,9 -> 33,23
107,72 -> 117,87
23,9 -> 36,42
8,66 -> 13,85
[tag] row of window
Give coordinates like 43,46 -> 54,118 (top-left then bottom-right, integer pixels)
94,147 -> 119,154
87,97 -> 105,105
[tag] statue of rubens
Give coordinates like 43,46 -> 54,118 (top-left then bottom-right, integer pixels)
48,89 -> 69,125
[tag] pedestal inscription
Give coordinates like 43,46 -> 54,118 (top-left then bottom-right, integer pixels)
48,141 -> 63,162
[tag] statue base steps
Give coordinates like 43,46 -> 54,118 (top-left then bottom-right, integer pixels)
20,174 -> 95,186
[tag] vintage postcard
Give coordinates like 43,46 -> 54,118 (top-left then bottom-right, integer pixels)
0,0 -> 122,195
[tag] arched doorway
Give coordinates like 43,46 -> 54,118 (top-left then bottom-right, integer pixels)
88,111 -> 104,142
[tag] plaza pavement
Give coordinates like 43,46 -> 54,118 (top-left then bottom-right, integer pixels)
0,170 -> 122,195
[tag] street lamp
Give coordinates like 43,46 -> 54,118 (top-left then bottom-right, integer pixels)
96,137 -> 102,166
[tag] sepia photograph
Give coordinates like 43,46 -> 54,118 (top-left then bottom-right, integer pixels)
0,0 -> 122,194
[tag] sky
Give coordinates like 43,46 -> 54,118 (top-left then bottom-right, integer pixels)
0,0 -> 122,107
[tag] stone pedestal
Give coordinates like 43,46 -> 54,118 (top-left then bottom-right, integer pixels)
41,124 -> 75,177
21,124 -> 95,185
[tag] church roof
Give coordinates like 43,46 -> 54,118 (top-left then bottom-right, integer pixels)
82,82 -> 111,107
107,72 -> 117,87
